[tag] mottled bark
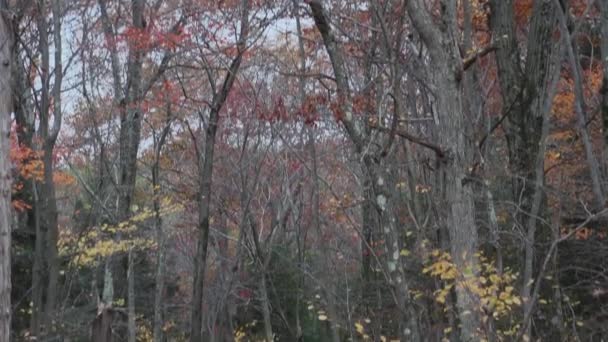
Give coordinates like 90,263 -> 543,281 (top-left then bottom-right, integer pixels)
405,0 -> 481,338
0,7 -> 13,341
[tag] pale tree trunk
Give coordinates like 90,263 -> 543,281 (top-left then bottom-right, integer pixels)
405,0 -> 482,339
0,5 -> 13,341
190,1 -> 249,340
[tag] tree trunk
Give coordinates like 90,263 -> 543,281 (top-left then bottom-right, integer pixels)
0,7 -> 13,341
153,120 -> 171,342
555,2 -> 605,208
489,0 -> 559,335
259,275 -> 274,342
307,2 -> 421,339
600,0 -> 608,155
405,0 -> 482,339
127,248 -> 136,342
190,2 -> 249,340
30,0 -> 63,334
92,308 -> 114,342
294,3 -> 340,340
117,0 -> 145,222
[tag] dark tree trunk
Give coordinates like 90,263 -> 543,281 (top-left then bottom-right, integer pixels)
489,0 -> 560,329
91,309 -> 114,342
190,2 -> 250,340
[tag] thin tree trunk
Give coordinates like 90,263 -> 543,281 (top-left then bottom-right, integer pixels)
152,203 -> 166,342
153,119 -> 171,342
43,0 -> 62,327
294,2 -> 340,340
31,0 -> 63,334
520,34 -> 562,334
190,2 -> 249,340
0,6 -> 13,341
259,275 -> 274,342
307,3 -> 420,339
30,182 -> 42,336
489,1 -> 559,337
600,0 -> 608,157
127,248 -> 136,342
555,1 -> 606,208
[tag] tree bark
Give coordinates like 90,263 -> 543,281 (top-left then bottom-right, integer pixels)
405,0 -> 483,339
153,117 -> 171,342
190,1 -> 249,340
489,0 -> 559,334
30,0 -> 63,335
600,0 -> 608,155
555,1 -> 605,208
307,2 -> 420,339
294,2 -> 340,340
0,6 -> 13,341
127,248 -> 136,342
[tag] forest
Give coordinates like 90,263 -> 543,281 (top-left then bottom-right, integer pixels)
0,0 -> 608,341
